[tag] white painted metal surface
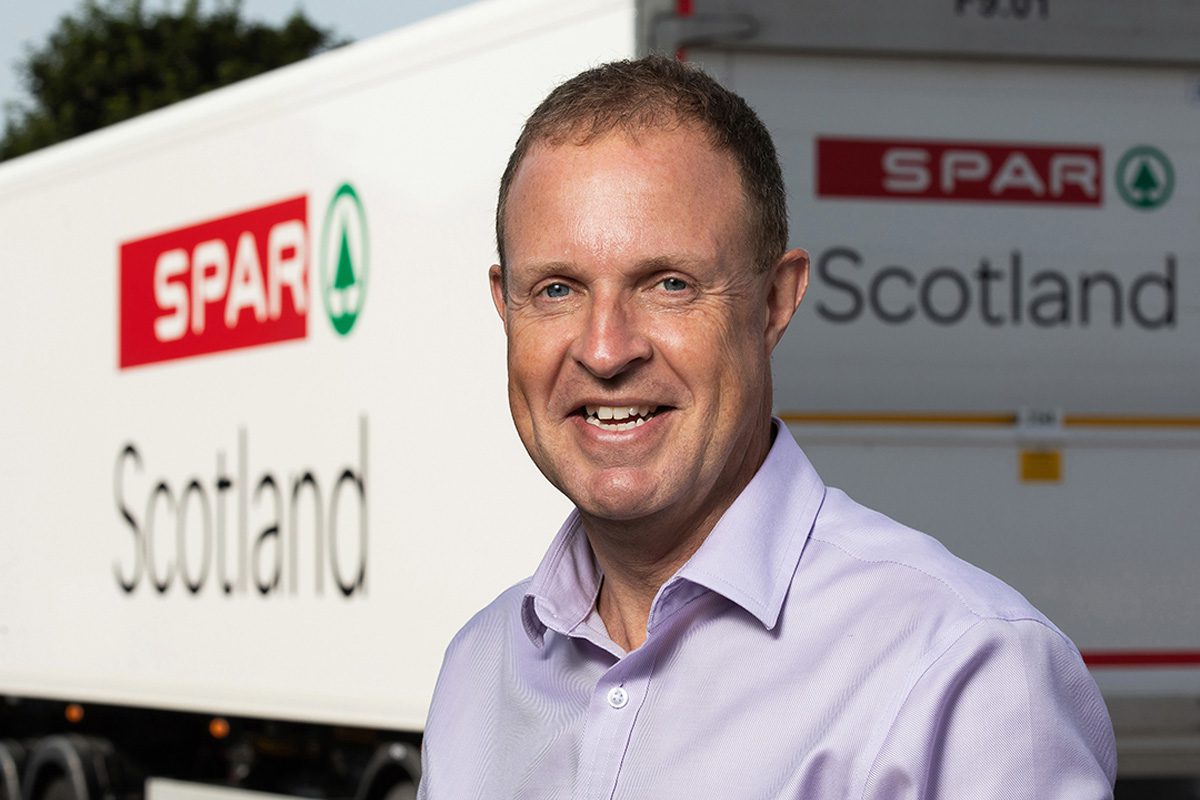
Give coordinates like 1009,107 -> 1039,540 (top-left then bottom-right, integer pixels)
697,45 -> 1199,771
0,2 -> 1195,771
146,779 -> 300,800
0,0 -> 633,731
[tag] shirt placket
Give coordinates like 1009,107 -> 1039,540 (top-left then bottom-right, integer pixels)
573,650 -> 652,800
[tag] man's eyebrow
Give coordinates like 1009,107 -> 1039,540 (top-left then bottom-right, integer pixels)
633,254 -> 709,273
512,254 -> 709,282
509,260 -> 572,277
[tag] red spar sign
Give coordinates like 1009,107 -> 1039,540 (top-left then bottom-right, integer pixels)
817,137 -> 1103,206
119,196 -> 309,368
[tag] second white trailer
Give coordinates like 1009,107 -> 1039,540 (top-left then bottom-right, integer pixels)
0,0 -> 1197,797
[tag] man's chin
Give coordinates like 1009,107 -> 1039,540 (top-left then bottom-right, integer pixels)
570,469 -> 675,523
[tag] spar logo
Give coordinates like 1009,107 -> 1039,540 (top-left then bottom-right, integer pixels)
320,183 -> 368,336
817,137 -> 1178,211
119,182 -> 367,368
817,137 -> 1102,206
1116,146 -> 1174,211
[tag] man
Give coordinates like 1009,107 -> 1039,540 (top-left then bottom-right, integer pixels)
418,56 -> 1116,798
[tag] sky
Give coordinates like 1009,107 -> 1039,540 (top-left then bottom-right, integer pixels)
0,0 -> 480,114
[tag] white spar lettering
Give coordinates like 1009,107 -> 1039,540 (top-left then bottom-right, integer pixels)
941,150 -> 991,193
882,148 -> 930,193
882,148 -> 1098,198
152,220 -> 307,342
1048,155 -> 1096,197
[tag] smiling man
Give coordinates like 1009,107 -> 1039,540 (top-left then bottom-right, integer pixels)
417,57 -> 1115,799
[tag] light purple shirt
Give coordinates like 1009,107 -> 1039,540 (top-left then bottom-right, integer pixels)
418,422 -> 1116,798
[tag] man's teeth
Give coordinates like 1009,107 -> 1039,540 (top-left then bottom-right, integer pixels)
583,405 -> 658,429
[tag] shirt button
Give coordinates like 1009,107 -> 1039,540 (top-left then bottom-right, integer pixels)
607,687 -> 629,709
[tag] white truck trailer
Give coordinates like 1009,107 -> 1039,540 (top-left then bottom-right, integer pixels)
0,1 -> 1197,798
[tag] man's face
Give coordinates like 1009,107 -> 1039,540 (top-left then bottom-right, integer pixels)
492,125 -> 806,530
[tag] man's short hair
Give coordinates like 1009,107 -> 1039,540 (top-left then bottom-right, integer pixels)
495,55 -> 788,278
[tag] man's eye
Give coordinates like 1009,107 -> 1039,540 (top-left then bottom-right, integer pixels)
660,277 -> 688,292
542,283 -> 571,299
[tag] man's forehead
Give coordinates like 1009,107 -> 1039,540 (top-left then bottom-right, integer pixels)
523,120 -> 721,163
510,125 -> 745,208
502,134 -> 756,282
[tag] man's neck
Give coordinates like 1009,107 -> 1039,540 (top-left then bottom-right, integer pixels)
582,421 -> 778,652
589,521 -> 710,652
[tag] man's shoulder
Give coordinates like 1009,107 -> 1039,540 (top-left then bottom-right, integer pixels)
443,578 -> 531,662
809,487 -> 1055,630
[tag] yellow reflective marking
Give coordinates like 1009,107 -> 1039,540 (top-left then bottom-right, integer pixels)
1020,450 -> 1062,483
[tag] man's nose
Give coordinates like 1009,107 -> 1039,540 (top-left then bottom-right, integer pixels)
570,292 -> 652,380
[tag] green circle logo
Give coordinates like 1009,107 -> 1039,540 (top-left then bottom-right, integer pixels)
1116,146 -> 1174,211
320,182 -> 369,335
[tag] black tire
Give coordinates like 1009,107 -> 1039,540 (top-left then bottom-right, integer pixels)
0,741 -> 23,800
34,776 -> 76,800
354,743 -> 421,800
21,737 -> 108,800
380,782 -> 417,800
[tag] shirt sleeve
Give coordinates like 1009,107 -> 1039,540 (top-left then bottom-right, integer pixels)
861,617 -> 1117,800
415,737 -> 431,800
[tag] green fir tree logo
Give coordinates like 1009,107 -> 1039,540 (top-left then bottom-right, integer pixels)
320,183 -> 369,335
1116,146 -> 1173,210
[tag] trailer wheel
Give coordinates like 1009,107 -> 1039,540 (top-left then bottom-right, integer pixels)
379,784 -> 415,800
20,736 -> 114,800
354,743 -> 420,800
0,740 -> 25,800
32,777 -> 73,800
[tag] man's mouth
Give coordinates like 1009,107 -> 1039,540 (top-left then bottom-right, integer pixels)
579,404 -> 663,431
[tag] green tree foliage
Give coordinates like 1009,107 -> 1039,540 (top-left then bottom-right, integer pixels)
1,0 -> 345,161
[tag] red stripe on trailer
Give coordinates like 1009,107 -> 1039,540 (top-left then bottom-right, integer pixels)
1082,651 -> 1200,668
674,0 -> 693,60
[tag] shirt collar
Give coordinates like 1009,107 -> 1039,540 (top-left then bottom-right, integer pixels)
521,510 -> 600,647
521,419 -> 826,645
670,420 -> 825,631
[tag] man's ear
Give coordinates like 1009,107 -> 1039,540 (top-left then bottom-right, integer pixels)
489,264 -> 508,333
763,247 -> 809,354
